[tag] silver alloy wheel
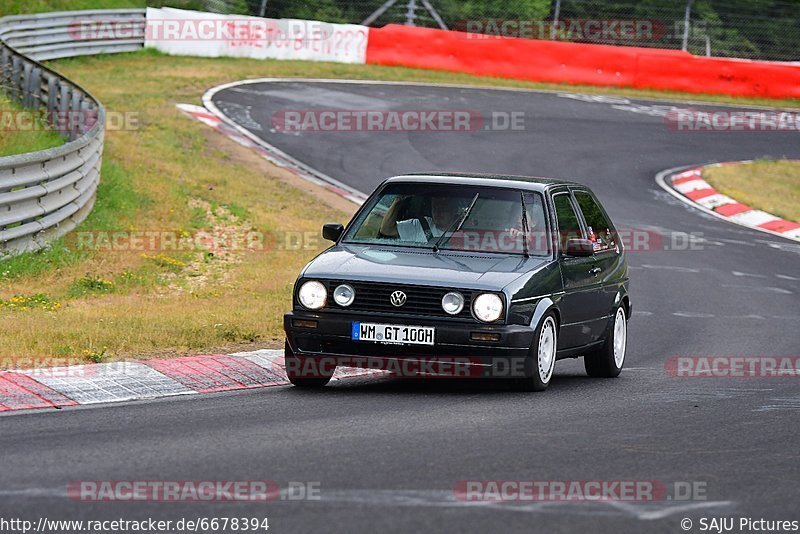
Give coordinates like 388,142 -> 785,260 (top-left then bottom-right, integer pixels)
613,307 -> 627,368
537,316 -> 557,383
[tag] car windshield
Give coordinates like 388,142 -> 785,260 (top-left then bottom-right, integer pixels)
342,183 -> 551,256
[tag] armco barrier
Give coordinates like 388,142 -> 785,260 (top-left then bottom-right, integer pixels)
0,9 -> 145,256
365,24 -> 800,100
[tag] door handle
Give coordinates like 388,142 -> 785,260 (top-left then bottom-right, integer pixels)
589,267 -> 602,276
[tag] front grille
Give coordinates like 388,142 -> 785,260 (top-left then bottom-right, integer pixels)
320,280 -> 478,321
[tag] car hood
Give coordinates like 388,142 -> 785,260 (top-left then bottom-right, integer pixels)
302,244 -> 549,290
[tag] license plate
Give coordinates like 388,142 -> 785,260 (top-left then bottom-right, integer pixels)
352,322 -> 435,345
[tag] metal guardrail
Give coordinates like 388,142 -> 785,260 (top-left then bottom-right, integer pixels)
0,9 -> 145,256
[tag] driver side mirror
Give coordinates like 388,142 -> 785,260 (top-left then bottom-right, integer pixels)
322,223 -> 344,242
564,238 -> 594,257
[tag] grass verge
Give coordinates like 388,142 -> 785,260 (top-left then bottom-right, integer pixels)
1,0 -> 152,15
0,92 -> 65,156
1,47 -> 799,368
703,160 -> 800,223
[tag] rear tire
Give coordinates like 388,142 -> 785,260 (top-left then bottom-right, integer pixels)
285,341 -> 334,388
584,306 -> 627,378
515,312 -> 558,392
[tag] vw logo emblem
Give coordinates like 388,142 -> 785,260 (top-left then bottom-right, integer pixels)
390,290 -> 407,307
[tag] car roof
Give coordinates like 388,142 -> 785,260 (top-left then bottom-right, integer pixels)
385,172 -> 586,192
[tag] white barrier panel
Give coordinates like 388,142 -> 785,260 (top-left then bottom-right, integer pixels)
144,7 -> 368,64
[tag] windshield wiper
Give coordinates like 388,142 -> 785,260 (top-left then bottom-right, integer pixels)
520,191 -> 529,257
432,193 -> 479,252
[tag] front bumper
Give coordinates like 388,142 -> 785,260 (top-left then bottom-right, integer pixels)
284,310 -> 535,371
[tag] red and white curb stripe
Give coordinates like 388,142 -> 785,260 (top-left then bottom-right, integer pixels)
656,162 -> 800,242
0,350 -> 383,414
176,102 -> 366,205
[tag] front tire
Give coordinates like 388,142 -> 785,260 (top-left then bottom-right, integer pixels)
584,306 -> 627,378
285,341 -> 334,388
516,312 -> 558,392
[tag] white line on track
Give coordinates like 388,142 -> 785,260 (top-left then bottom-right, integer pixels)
641,264 -> 701,273
202,80 -> 369,205
310,489 -> 734,521
721,285 -> 793,294
731,271 -> 767,278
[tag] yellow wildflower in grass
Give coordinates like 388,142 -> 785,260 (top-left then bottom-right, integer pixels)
0,293 -> 61,311
82,346 -> 109,363
141,253 -> 186,271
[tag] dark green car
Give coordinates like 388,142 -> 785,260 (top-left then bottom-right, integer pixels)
284,173 -> 630,391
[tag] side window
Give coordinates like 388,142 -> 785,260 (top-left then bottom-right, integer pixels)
523,192 -> 550,256
552,193 -> 583,250
574,191 -> 616,252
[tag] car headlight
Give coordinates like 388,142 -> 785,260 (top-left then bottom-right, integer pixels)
472,293 -> 504,322
333,284 -> 355,307
298,280 -> 327,310
441,291 -> 464,315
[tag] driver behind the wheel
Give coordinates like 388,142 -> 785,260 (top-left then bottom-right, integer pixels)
396,196 -> 462,243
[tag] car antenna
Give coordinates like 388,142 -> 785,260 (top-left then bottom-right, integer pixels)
433,193 -> 479,253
